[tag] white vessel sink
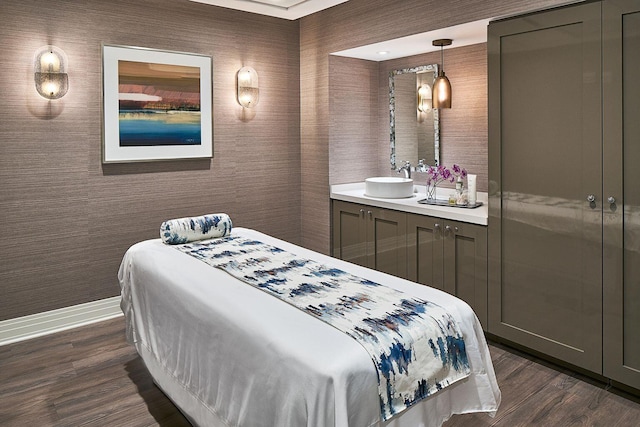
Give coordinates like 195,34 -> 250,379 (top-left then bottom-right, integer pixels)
364,177 -> 414,198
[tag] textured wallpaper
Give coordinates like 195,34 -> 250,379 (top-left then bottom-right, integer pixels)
0,0 -> 300,320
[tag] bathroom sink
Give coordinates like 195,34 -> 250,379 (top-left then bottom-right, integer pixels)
364,177 -> 414,198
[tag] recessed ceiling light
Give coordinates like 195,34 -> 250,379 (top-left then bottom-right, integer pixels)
377,51 -> 389,55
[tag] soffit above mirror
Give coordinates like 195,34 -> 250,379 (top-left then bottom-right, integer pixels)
188,0 -> 349,20
331,18 -> 491,61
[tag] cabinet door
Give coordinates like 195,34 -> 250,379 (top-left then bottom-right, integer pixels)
488,2 -> 603,373
366,207 -> 407,278
603,0 -> 640,390
407,214 -> 445,291
332,201 -> 367,267
443,220 -> 488,328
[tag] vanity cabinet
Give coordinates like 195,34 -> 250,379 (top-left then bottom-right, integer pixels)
407,216 -> 487,327
332,200 -> 488,326
488,0 -> 640,391
331,200 -> 407,278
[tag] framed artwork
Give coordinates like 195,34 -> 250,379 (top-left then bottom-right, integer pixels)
102,45 -> 213,163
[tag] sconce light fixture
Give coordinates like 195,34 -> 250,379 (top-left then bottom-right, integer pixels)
417,83 -> 432,113
34,45 -> 68,100
236,66 -> 259,108
432,39 -> 452,109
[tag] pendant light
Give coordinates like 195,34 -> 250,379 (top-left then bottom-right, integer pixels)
432,39 -> 452,109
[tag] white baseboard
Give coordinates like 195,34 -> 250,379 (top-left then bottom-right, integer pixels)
0,296 -> 123,347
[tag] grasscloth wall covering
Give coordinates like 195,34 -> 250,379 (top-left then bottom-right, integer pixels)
301,0 -> 571,255
329,56 -> 380,185
0,0 -> 300,321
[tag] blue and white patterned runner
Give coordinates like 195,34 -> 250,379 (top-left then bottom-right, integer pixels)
173,236 -> 470,421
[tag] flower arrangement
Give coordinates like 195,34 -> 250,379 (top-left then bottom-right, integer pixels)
425,164 -> 467,200
426,164 -> 467,186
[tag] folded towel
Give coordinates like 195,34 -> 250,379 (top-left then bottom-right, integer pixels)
160,213 -> 232,244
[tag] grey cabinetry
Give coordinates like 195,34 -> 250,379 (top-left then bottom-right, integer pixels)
602,0 -> 640,391
488,2 -> 603,373
407,216 -> 487,327
332,200 -> 407,279
332,200 -> 368,267
407,215 -> 444,290
489,0 -> 640,390
332,200 -> 488,326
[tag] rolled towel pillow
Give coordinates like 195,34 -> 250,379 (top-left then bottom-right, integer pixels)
160,213 -> 232,244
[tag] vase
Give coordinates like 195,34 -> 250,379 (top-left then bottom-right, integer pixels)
426,181 -> 437,200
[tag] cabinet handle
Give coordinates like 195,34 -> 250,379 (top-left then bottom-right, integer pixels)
443,225 -> 459,236
607,196 -> 616,204
367,210 -> 372,219
434,223 -> 440,229
587,194 -> 596,203
359,209 -> 365,217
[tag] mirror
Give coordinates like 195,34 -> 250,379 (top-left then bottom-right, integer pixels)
390,64 -> 440,170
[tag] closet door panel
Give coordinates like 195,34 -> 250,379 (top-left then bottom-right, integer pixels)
603,0 -> 640,390
488,2 -> 602,372
621,6 -> 640,383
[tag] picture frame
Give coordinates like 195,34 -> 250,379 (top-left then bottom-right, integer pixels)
102,45 -> 213,163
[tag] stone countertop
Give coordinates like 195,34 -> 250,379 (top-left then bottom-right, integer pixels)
330,182 -> 488,226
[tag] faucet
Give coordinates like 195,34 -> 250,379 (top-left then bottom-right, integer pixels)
398,161 -> 411,179
415,159 -> 427,173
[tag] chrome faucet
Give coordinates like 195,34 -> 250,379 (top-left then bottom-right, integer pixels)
415,159 -> 427,173
398,161 -> 411,179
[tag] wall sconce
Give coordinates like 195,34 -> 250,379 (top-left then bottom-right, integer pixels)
34,46 -> 68,100
432,39 -> 452,109
236,66 -> 259,108
417,83 -> 432,113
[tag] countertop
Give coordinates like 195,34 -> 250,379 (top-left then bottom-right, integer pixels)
330,182 -> 488,226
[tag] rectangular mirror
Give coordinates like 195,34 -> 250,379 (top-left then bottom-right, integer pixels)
390,64 -> 440,170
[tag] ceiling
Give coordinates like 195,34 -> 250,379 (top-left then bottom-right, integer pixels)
187,0 -> 349,20
187,1 -> 490,61
331,19 -> 491,61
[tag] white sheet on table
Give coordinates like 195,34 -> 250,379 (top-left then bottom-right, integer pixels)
119,227 -> 500,427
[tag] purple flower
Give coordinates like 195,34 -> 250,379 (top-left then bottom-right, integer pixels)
452,164 -> 467,178
424,164 -> 469,186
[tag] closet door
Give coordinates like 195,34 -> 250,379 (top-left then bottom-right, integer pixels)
603,0 -> 640,390
488,2 -> 603,372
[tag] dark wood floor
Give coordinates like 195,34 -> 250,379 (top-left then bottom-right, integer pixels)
1,318 -> 639,426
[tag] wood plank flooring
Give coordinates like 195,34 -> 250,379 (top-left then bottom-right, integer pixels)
1,317 -> 639,426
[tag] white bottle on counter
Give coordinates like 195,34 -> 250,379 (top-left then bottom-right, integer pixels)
467,174 -> 477,205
